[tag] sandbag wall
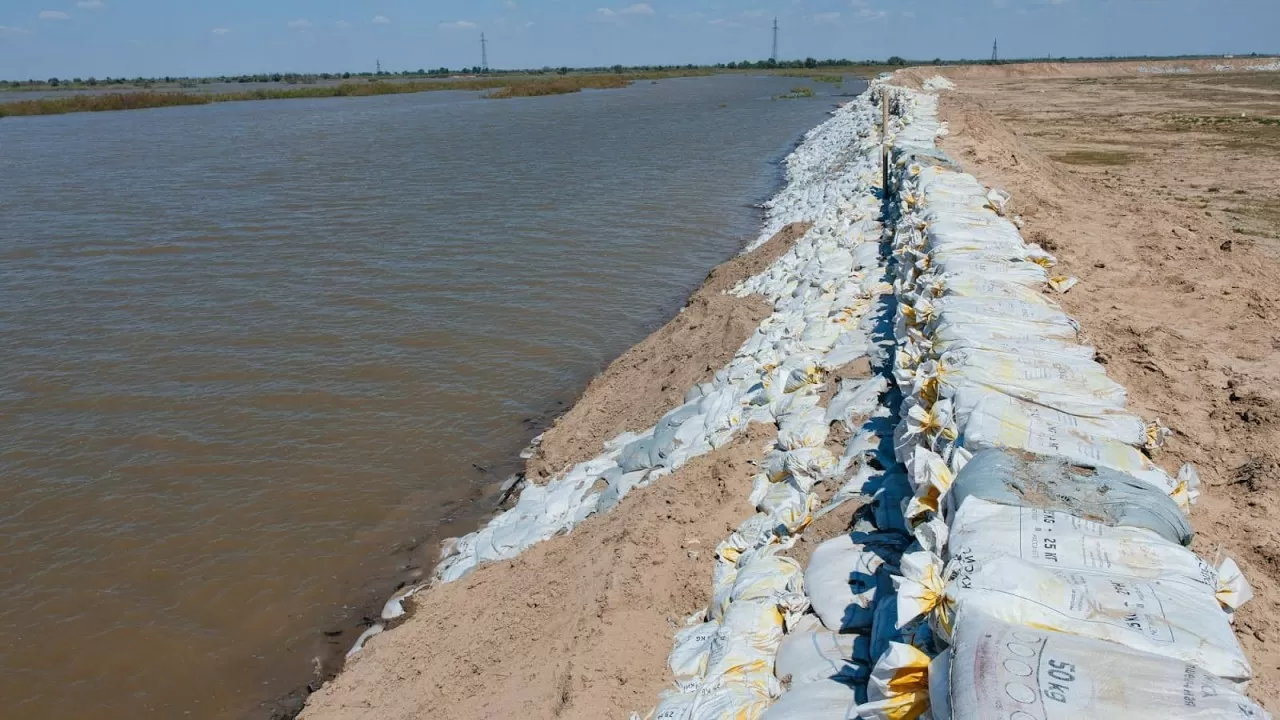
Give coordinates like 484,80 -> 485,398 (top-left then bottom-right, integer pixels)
637,85 -> 931,720
857,83 -> 1269,719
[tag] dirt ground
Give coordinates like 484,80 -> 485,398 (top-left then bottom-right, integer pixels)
899,60 -> 1280,711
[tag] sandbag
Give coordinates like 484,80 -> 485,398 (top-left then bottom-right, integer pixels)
804,532 -> 909,633
949,385 -> 1150,449
760,677 -> 865,720
896,552 -> 1253,684
933,611 -> 1273,719
946,448 -> 1192,546
956,394 -> 1175,494
669,620 -> 719,691
928,348 -> 1128,418
773,628 -> 867,687
949,498 -> 1252,610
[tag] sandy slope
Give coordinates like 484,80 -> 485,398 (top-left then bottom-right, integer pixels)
299,224 -> 811,719
899,61 -> 1280,711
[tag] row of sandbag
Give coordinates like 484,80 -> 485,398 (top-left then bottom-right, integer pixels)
637,88 -> 908,720
429,93 -> 895,587
857,84 -> 1268,719
744,85 -> 921,720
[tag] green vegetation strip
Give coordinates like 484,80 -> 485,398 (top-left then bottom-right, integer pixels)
776,86 -> 816,100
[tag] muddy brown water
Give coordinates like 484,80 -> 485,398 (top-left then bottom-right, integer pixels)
0,75 -> 863,719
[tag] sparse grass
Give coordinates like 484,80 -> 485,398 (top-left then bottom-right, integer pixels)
776,86 -> 816,99
0,91 -> 214,116
1052,150 -> 1138,166
484,75 -> 631,98
811,75 -> 844,83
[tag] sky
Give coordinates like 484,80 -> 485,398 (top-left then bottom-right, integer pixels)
0,0 -> 1276,80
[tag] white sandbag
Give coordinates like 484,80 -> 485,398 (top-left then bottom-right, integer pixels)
687,678 -> 775,720
761,677 -> 864,720
774,629 -> 866,687
857,642 -> 932,720
934,610 -> 1273,719
669,620 -> 720,691
947,448 -> 1194,547
763,447 -> 838,483
931,332 -> 1096,363
949,498 -> 1252,610
917,296 -> 1071,327
927,349 -> 1128,417
777,407 -> 831,450
649,689 -> 696,720
729,546 -> 806,606
895,551 -> 1253,684
929,313 -> 1080,346
924,273 -> 1053,306
949,385 -> 1149,449
805,532 -> 909,633
699,599 -> 789,708
957,395 -> 1176,494
826,375 -> 890,430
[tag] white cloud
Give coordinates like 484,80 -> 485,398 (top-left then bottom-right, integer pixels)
439,20 -> 477,30
598,3 -> 653,20
857,7 -> 887,20
38,10 -> 70,20
709,17 -> 741,27
0,25 -> 34,36
743,9 -> 767,19
901,10 -> 917,18
211,27 -> 229,35
372,15 -> 390,25
503,0 -> 518,8
334,20 -> 351,29
76,0 -> 104,8
813,11 -> 841,21
287,18 -> 312,29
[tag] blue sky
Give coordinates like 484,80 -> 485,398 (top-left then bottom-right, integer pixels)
0,0 -> 1276,80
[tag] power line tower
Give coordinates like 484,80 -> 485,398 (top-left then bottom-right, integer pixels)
376,58 -> 381,74
771,18 -> 779,62
991,39 -> 998,64
481,32 -> 489,72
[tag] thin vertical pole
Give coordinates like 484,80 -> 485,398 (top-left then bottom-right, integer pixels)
881,90 -> 890,192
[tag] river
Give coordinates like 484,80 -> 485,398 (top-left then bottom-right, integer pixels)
0,74 -> 862,719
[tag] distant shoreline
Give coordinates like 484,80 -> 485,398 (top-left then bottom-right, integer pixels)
0,74 -> 636,117
0,67 -> 890,118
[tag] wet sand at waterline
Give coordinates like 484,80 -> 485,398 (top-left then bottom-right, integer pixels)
0,75 -> 858,719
